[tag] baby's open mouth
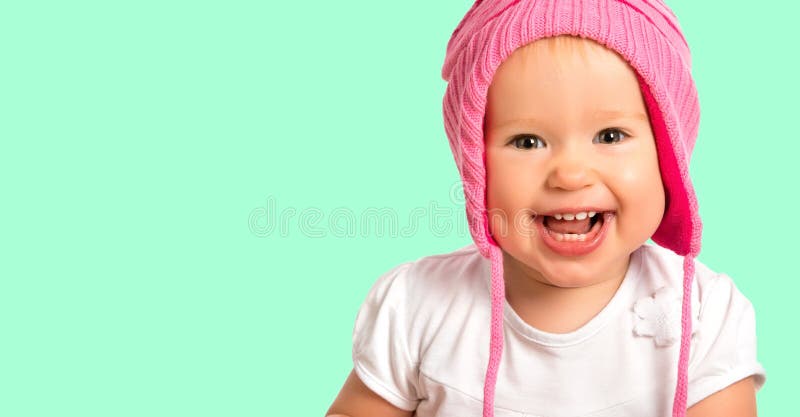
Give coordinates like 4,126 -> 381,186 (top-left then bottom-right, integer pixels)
542,211 -> 612,241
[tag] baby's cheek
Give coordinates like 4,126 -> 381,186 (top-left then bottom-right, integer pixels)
625,173 -> 666,236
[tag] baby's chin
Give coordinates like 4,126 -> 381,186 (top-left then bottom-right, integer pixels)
532,264 -> 609,288
539,273 -> 610,289
507,251 -> 623,289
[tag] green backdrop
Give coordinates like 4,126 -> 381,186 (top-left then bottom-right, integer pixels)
1,1 -> 795,415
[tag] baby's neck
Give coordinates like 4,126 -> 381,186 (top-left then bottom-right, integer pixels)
503,253 -> 630,334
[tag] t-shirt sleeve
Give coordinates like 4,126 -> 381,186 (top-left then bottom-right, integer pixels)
351,262 -> 421,411
687,272 -> 767,408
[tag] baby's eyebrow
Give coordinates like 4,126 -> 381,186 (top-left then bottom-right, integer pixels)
592,109 -> 648,122
491,110 -> 647,131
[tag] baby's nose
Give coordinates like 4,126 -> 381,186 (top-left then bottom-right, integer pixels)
545,155 -> 595,191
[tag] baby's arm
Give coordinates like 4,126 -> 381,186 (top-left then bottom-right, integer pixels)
686,271 -> 766,415
687,375 -> 757,417
326,369 -> 415,417
330,262 -> 421,416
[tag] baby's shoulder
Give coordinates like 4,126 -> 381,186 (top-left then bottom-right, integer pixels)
636,243 -> 748,312
362,244 -> 491,357
384,243 -> 489,299
367,243 -> 490,324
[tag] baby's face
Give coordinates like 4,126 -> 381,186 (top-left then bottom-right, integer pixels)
484,35 -> 665,288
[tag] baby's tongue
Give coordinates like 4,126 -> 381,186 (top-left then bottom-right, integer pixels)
544,216 -> 592,234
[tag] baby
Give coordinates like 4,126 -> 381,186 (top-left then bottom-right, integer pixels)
327,1 -> 766,416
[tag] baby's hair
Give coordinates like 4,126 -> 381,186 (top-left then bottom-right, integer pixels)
507,34 -> 626,76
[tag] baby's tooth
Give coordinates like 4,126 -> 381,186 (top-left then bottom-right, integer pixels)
551,231 -> 588,242
575,212 -> 587,220
563,213 -> 575,220
589,211 -> 596,217
554,214 -> 563,220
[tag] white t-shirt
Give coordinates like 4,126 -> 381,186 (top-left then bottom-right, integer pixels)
352,242 -> 766,417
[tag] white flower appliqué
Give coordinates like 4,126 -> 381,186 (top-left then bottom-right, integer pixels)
632,285 -> 700,347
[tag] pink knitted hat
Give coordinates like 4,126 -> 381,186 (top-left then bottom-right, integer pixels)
441,1 -> 702,416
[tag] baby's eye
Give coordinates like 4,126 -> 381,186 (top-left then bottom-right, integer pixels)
594,128 -> 628,144
509,135 -> 545,150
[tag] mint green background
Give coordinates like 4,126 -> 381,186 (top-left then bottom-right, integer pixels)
1,1 -> 795,415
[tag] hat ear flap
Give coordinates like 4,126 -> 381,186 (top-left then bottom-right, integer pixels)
636,71 -> 698,257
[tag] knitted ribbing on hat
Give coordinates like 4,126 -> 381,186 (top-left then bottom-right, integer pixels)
440,1 -> 703,416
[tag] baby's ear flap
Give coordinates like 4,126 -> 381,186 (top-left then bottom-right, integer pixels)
635,69 -> 698,257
